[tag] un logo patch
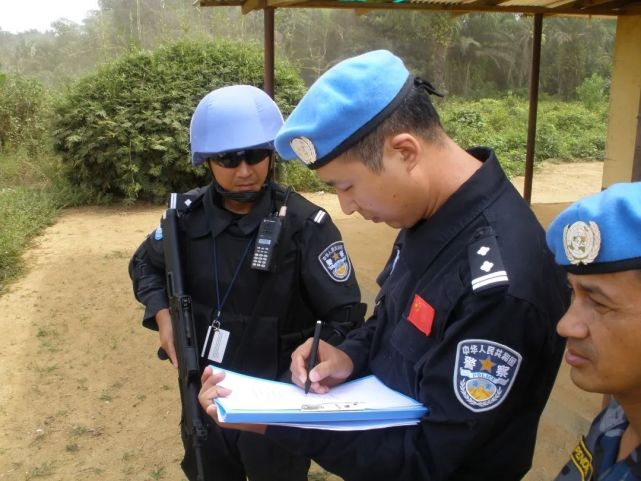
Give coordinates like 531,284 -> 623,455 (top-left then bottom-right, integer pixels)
453,339 -> 522,412
318,241 -> 351,283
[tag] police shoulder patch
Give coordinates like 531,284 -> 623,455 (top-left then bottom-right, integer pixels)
318,241 -> 351,282
454,339 -> 522,413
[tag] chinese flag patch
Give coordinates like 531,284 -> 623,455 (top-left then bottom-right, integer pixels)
408,294 -> 435,336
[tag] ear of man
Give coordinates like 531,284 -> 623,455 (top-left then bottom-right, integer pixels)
387,133 -> 422,174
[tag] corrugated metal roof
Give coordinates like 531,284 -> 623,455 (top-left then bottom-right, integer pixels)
200,0 -> 641,16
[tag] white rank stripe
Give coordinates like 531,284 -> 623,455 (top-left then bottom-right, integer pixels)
472,270 -> 509,290
313,211 -> 327,224
169,192 -> 178,209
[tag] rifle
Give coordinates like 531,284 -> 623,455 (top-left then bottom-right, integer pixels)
160,207 -> 207,481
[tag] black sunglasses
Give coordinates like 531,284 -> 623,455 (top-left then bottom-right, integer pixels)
206,149 -> 272,169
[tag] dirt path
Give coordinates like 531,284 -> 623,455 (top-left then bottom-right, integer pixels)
0,161 -> 604,480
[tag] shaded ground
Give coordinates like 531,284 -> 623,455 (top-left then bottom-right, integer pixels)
0,161 -> 603,480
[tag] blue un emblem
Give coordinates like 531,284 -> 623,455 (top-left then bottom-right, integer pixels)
453,339 -> 522,412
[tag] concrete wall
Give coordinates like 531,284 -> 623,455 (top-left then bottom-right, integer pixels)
603,15 -> 641,187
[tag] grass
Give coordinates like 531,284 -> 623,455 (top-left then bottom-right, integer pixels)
26,461 -> 56,479
0,147 -> 91,294
70,424 -> 100,437
0,186 -> 60,289
149,465 -> 166,480
99,391 -> 113,402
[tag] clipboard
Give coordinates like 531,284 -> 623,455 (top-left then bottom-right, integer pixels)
212,368 -> 428,430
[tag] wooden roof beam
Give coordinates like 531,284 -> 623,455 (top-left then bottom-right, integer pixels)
260,0 -> 629,15
459,0 -> 512,8
201,0 -> 641,15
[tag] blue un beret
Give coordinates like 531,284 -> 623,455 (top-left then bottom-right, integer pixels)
546,182 -> 641,274
275,50 -> 413,170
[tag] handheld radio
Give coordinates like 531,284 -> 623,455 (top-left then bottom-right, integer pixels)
250,188 -> 291,272
250,216 -> 283,271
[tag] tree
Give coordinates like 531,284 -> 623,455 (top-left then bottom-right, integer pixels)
52,40 -> 305,202
0,73 -> 50,152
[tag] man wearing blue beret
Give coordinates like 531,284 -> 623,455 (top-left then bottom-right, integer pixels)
546,182 -> 641,481
198,50 -> 569,480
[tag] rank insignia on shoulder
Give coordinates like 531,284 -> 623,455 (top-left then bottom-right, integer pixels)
318,241 -> 351,282
468,232 -> 509,292
312,210 -> 328,224
453,339 -> 522,412
168,192 -> 202,213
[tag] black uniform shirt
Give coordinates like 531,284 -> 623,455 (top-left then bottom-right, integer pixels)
267,148 -> 569,481
183,183 -> 270,318
129,182 -> 364,378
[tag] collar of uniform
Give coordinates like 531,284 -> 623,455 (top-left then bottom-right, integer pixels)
596,399 -> 641,477
403,147 -> 509,278
201,183 -> 273,238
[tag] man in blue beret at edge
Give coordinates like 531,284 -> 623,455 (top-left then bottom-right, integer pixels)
546,182 -> 641,481
197,50 -> 570,480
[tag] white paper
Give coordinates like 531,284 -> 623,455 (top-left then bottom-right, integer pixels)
212,368 -> 428,430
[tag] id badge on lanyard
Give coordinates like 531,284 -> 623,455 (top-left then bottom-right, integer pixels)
201,310 -> 230,363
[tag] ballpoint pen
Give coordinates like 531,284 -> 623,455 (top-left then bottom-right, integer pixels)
305,320 -> 323,394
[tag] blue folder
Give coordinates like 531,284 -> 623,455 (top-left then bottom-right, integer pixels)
212,369 -> 428,428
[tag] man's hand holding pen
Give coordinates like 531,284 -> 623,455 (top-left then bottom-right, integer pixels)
291,337 -> 355,394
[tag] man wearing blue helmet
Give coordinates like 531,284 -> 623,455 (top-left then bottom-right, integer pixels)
129,85 -> 365,481
198,51 -> 569,480
546,182 -> 641,481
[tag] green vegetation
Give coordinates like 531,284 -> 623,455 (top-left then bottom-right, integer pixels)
26,461 -> 56,479
576,74 -> 608,111
0,147 -> 94,292
0,8 -> 613,293
0,73 -> 51,153
1,5 -> 615,103
0,67 -> 608,293
0,74 -> 90,292
441,95 -> 606,177
52,40 -> 306,203
0,156 -> 59,291
277,160 -> 328,193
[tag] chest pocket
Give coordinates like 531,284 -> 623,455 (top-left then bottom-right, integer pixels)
389,267 -> 467,368
208,311 -> 279,380
390,316 -> 437,366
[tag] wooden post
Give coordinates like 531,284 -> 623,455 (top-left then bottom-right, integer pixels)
633,96 -> 641,181
524,13 -> 543,204
264,7 -> 275,98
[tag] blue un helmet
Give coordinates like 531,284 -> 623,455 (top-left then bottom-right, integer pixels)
190,85 -> 284,202
190,85 -> 283,166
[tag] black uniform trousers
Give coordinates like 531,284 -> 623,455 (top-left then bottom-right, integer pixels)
180,411 -> 310,481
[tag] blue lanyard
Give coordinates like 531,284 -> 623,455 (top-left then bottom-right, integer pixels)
211,235 -> 254,326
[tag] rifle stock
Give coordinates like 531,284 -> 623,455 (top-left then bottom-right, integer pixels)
162,208 -> 207,481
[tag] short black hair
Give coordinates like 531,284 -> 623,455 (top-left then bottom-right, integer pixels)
343,86 -> 445,172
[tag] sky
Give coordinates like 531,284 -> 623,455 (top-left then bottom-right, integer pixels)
0,0 -> 100,34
